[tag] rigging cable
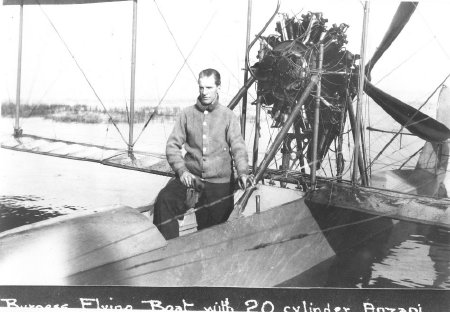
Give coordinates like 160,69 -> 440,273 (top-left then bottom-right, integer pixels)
18,37 -> 64,125
36,0 -> 129,147
132,11 -> 217,147
365,3 -> 449,170
365,133 -> 422,173
368,72 -> 450,170
399,146 -> 422,170
415,3 -> 450,61
246,0 -> 281,80
23,41 -> 45,122
374,37 -> 434,85
153,0 -> 197,80
212,51 -> 256,103
101,122 -> 112,160
110,18 -> 131,127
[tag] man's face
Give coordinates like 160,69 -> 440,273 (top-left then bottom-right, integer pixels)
198,75 -> 220,105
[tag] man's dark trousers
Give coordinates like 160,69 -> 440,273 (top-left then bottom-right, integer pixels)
153,178 -> 234,240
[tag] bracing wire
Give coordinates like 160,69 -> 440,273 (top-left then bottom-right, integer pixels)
369,72 -> 450,170
365,2 -> 447,151
374,37 -> 434,85
212,51 -> 256,103
399,146 -> 422,169
415,3 -> 450,61
36,0 -> 129,147
101,122 -> 111,160
132,11 -> 217,147
153,0 -> 197,80
246,0 -> 281,79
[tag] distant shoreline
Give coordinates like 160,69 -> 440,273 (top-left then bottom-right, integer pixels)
1,102 -> 257,124
1,103 -> 180,124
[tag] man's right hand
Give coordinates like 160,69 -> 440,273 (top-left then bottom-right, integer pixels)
238,174 -> 254,190
180,171 -> 196,188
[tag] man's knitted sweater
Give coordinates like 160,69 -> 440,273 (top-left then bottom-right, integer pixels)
166,97 -> 249,183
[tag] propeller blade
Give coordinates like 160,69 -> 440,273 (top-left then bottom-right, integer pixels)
364,80 -> 450,143
365,2 -> 418,78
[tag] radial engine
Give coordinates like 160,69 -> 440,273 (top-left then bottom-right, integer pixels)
251,12 -> 359,177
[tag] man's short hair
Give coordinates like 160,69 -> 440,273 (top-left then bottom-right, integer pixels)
199,68 -> 221,86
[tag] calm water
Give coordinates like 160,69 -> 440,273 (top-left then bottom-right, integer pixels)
0,117 -> 449,288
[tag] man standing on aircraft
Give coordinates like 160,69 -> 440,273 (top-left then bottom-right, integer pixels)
153,68 -> 251,240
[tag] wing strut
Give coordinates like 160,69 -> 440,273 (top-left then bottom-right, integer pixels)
14,1 -> 24,138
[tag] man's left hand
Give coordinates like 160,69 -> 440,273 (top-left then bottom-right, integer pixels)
238,174 -> 254,190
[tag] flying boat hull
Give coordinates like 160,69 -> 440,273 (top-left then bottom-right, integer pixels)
0,183 -> 396,286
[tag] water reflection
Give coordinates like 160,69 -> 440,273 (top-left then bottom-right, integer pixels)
323,219 -> 395,288
426,227 -> 450,288
0,195 -> 83,233
323,221 -> 450,288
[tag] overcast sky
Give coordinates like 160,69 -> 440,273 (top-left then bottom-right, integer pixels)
1,0 -> 449,110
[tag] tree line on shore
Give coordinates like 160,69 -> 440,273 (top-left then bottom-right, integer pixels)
1,102 -> 181,123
